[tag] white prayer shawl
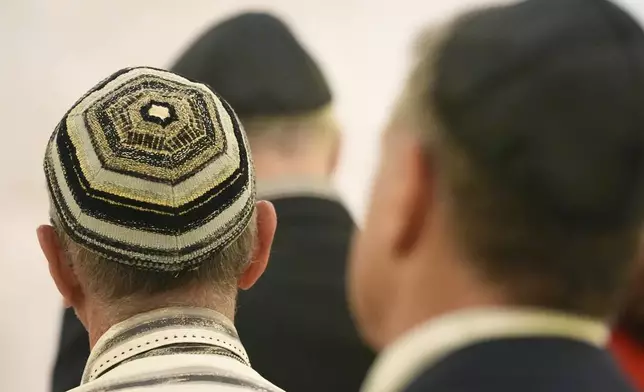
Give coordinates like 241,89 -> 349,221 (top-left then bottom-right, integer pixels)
69,307 -> 283,392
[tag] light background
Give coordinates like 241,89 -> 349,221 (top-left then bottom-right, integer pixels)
0,0 -> 642,390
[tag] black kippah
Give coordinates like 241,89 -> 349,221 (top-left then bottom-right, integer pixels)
433,0 -> 644,226
171,12 -> 332,119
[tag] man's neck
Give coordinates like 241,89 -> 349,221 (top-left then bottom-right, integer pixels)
83,296 -> 236,349
377,291 -> 506,351
373,245 -> 509,350
251,148 -> 333,182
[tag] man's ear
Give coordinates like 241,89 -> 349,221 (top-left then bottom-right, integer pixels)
327,131 -> 341,175
392,135 -> 433,257
238,201 -> 277,290
37,225 -> 82,308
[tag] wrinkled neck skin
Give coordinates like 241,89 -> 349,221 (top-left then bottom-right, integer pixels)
251,145 -> 335,182
80,289 -> 236,349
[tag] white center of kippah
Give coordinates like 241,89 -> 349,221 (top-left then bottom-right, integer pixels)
148,104 -> 171,120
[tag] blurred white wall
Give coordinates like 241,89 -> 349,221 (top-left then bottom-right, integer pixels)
0,0 -> 642,390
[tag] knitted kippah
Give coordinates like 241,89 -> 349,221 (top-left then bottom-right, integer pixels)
44,67 -> 255,272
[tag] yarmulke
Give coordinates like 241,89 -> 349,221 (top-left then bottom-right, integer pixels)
170,12 -> 332,119
44,67 -> 255,272
432,0 -> 644,226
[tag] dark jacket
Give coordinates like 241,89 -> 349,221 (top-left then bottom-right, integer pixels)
235,196 -> 375,392
51,195 -> 374,392
52,307 -> 88,392
404,337 -> 636,392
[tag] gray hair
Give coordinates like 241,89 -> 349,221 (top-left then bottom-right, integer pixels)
53,213 -> 257,302
241,106 -> 339,153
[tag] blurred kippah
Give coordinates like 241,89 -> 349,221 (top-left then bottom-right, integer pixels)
171,12 -> 332,119
44,67 -> 255,272
432,0 -> 644,225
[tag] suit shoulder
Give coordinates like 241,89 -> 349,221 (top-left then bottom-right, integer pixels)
404,338 -> 636,392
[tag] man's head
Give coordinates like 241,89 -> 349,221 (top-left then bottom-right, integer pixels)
37,67 -> 276,340
171,12 -> 339,181
349,0 -> 644,350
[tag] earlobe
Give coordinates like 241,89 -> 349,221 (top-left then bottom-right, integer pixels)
37,225 -> 81,308
238,201 -> 277,290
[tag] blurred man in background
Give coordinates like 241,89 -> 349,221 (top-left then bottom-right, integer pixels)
172,12 -> 375,392
52,12 -> 374,392
611,259 -> 644,390
41,67 -> 281,391
349,0 -> 644,391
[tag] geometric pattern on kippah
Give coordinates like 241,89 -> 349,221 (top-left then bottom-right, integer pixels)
82,76 -> 227,185
43,67 -> 255,272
